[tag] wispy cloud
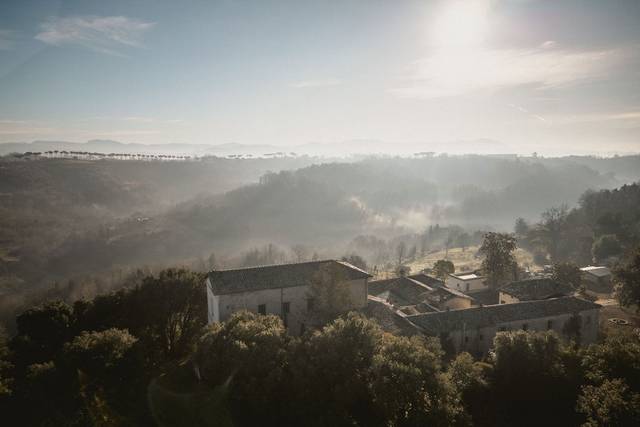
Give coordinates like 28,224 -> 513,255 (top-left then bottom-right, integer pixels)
391,45 -> 627,99
123,116 -> 155,123
290,79 -> 342,89
551,111 -> 640,125
0,30 -> 17,50
507,103 -> 548,123
35,16 -> 155,55
90,116 -> 186,125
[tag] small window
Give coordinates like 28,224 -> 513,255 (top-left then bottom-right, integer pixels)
465,283 -> 470,292
258,304 -> 266,315
500,300 -> 505,304
282,302 -> 290,314
307,298 -> 315,312
585,316 -> 591,325
547,320 -> 553,330
479,334 -> 484,341
522,323 -> 529,331
499,326 -> 506,332
465,336 -> 469,343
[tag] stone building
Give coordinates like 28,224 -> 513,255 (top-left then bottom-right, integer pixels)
206,259 -> 371,334
405,296 -> 601,355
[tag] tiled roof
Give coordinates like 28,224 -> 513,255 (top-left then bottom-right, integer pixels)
362,296 -> 421,336
399,302 -> 440,315
208,259 -> 371,295
500,278 -> 573,301
450,272 -> 484,281
415,302 -> 440,313
430,286 -> 474,300
469,289 -> 500,306
368,276 -> 434,305
408,274 -> 445,288
406,296 -> 601,334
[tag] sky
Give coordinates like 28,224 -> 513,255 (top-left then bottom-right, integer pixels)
0,0 -> 639,155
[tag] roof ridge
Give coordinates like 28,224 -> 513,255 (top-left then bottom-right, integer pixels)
209,258 -> 334,273
405,295 -> 600,319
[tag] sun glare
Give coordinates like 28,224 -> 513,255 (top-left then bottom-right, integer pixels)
431,1 -> 488,49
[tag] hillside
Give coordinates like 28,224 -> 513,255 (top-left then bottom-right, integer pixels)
1,154 -> 639,328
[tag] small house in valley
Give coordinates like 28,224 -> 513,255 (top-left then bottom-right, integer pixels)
580,266 -> 612,292
446,271 -> 488,294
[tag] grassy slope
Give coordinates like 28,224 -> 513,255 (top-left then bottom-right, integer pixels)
405,245 -> 536,275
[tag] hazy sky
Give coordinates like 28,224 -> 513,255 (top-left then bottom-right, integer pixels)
0,0 -> 639,154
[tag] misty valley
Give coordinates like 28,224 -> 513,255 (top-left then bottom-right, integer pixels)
2,150 -> 640,426
1,153 -> 638,324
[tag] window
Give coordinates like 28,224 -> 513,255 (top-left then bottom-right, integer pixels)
282,302 -> 290,328
522,323 -> 529,331
585,315 -> 591,325
258,304 -> 266,315
465,283 -> 470,292
465,336 -> 469,343
479,334 -> 484,341
307,298 -> 315,312
547,320 -> 553,330
500,300 -> 506,304
499,326 -> 506,332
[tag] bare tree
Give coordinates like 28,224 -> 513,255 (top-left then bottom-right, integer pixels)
291,244 -> 310,263
397,242 -> 406,266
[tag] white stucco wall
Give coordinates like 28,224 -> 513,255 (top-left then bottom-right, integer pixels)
446,276 -> 488,294
205,278 -> 220,323
207,277 -> 368,334
442,308 -> 600,355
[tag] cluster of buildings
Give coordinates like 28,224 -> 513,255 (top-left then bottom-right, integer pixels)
205,259 -> 608,355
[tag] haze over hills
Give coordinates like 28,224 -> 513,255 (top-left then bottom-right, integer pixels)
2,138 -> 638,158
2,152 -> 640,324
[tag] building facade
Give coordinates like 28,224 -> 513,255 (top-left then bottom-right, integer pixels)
406,296 -> 601,355
446,272 -> 488,294
206,259 -> 371,334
